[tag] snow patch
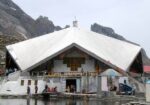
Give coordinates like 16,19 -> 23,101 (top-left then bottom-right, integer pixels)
10,7 -> 16,11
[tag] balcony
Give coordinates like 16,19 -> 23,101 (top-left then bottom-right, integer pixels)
46,71 -> 98,78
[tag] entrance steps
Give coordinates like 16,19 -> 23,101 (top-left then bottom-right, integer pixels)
127,75 -> 145,93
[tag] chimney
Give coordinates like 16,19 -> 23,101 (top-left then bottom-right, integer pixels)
73,20 -> 78,27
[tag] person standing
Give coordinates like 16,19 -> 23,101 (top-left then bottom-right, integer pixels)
35,85 -> 38,94
27,86 -> 31,95
44,84 -> 48,92
131,83 -> 136,95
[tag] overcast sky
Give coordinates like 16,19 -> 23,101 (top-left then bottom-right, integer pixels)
12,0 -> 150,57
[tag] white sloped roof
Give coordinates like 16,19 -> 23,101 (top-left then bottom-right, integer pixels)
6,27 -> 141,71
100,69 -> 122,76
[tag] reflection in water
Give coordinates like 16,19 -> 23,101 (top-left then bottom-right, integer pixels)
66,99 -> 76,105
34,99 -> 37,105
0,98 -> 127,105
27,98 -> 30,105
83,100 -> 89,105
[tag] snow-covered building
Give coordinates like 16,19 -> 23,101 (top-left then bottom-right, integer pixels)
0,22 -> 144,95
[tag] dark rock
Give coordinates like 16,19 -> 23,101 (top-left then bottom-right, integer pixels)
91,23 -> 125,40
35,16 -> 55,36
0,0 -> 30,37
0,0 -> 62,67
55,26 -> 62,31
64,25 -> 70,29
0,0 -> 62,38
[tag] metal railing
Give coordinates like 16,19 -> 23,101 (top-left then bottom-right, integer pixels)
19,71 -> 98,79
46,71 -> 98,77
20,76 -> 45,80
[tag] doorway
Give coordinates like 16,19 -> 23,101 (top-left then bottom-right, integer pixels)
66,79 -> 76,92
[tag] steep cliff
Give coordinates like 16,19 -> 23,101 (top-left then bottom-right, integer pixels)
0,0 -> 61,38
0,0 -> 62,67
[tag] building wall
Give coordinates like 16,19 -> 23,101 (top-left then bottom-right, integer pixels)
47,77 -> 82,92
51,59 -> 97,93
146,84 -> 150,102
88,76 -> 97,92
0,57 -> 98,95
47,78 -> 64,92
81,60 -> 95,72
0,76 -> 98,95
52,59 -> 95,72
0,77 -> 46,95
45,76 -> 98,93
52,60 -> 69,72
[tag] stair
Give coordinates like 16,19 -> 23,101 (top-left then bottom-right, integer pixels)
7,71 -> 20,81
127,75 -> 145,93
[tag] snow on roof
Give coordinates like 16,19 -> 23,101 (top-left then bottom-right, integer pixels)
6,27 -> 141,71
100,69 -> 122,76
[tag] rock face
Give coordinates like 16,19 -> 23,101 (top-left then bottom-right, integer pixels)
35,16 -> 59,35
91,23 -> 125,40
0,35 -> 25,65
0,0 -> 31,38
91,23 -> 150,65
0,0 -> 62,67
0,0 -> 61,38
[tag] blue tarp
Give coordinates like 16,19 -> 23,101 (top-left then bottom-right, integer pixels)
146,80 -> 150,84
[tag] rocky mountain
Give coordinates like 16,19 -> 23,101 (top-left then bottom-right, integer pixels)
91,23 -> 150,65
0,0 -> 61,38
0,0 -> 62,68
91,23 -> 126,41
0,0 -> 149,68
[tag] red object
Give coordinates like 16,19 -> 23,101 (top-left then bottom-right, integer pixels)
144,66 -> 150,73
0,69 -> 4,75
48,87 -> 51,92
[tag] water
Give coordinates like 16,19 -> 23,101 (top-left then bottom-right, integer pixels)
0,98 -> 127,105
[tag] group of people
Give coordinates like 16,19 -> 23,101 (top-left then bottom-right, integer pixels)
66,85 -> 76,93
27,84 -> 58,95
43,84 -> 57,93
109,85 -> 117,91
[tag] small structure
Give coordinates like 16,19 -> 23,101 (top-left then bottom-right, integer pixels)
144,66 -> 150,73
146,80 -> 150,102
100,69 -> 122,92
144,66 -> 150,77
0,22 -> 144,96
0,69 -> 4,76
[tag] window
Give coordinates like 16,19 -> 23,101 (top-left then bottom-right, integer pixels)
34,80 -> 38,85
33,72 -> 37,76
39,72 -> 44,76
63,57 -> 85,71
21,80 -> 24,86
28,80 -> 31,85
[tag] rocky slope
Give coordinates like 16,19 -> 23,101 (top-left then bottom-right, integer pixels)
91,23 -> 125,41
0,0 -> 62,67
0,0 -> 149,67
0,0 -> 61,38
